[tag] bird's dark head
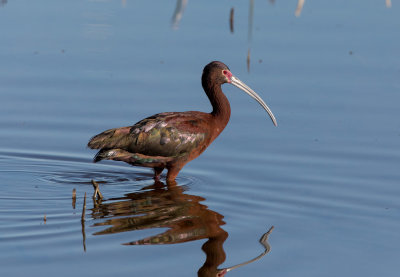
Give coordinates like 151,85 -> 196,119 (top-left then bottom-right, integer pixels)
202,61 -> 233,86
201,61 -> 278,126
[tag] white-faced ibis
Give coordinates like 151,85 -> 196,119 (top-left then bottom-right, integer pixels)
88,61 -> 277,184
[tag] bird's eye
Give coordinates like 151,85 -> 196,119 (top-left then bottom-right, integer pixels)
222,70 -> 232,80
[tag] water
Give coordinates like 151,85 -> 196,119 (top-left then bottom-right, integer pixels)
1,1 -> 399,276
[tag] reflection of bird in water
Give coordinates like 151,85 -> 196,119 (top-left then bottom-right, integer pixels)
91,181 -> 228,275
88,61 -> 277,184
0,0 -> 7,7
90,181 -> 273,276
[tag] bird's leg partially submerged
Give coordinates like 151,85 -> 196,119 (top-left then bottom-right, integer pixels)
166,163 -> 185,185
153,167 -> 164,181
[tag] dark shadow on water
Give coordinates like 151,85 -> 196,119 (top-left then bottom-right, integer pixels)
89,181 -> 273,277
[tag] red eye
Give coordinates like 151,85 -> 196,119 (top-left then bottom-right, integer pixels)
222,70 -> 232,79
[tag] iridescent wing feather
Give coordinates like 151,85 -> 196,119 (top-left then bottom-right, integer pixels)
88,112 -> 210,159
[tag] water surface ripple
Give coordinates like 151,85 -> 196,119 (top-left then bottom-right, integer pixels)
1,1 -> 400,276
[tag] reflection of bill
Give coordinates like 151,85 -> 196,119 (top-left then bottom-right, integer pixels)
0,0 -> 7,7
89,181 -> 274,277
217,226 -> 274,277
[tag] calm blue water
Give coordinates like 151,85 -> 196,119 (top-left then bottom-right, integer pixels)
1,1 -> 399,276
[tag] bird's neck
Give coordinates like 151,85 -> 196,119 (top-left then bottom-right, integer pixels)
204,83 -> 231,129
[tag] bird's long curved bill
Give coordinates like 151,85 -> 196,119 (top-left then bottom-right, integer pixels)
231,75 -> 278,126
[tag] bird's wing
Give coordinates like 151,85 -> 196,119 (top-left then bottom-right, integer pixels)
128,112 -> 210,157
88,112 -> 210,158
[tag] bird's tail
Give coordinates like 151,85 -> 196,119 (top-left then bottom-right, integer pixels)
88,126 -> 132,150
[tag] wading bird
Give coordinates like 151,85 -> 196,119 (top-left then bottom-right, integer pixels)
88,61 -> 277,184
